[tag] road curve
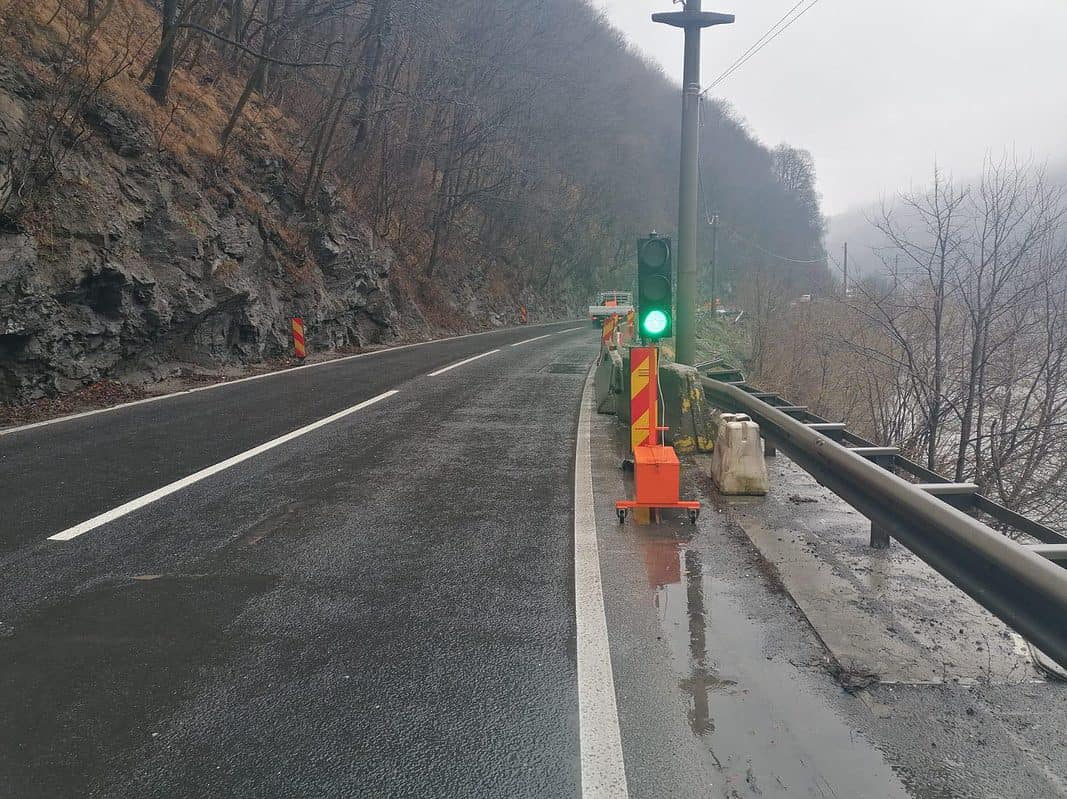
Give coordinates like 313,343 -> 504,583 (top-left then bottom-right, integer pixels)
0,323 -> 597,798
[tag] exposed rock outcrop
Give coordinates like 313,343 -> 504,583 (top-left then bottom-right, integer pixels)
0,79 -> 403,402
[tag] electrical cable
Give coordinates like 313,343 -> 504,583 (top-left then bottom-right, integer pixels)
706,0 -> 821,93
723,222 -> 828,264
699,151 -> 827,265
702,0 -> 823,95
700,0 -> 807,96
656,360 -> 667,444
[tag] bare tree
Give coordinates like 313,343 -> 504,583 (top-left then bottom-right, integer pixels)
149,0 -> 179,102
753,160 -> 1067,533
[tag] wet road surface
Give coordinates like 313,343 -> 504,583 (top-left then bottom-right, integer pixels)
4,323 -> 1065,798
1,323 -> 592,797
588,386 -> 1067,799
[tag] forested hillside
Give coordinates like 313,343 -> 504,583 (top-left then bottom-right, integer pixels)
0,0 -> 825,401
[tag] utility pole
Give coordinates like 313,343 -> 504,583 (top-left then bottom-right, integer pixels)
843,241 -> 848,297
709,213 -> 719,309
654,2 -> 734,365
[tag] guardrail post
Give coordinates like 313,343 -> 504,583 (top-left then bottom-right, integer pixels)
763,437 -> 776,457
870,522 -> 891,549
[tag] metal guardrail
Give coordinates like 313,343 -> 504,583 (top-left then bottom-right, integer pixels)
699,370 -> 1067,672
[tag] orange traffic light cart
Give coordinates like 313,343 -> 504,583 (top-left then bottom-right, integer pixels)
615,345 -> 700,524
615,439 -> 701,524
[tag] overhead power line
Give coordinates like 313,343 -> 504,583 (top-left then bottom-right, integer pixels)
725,223 -> 828,264
701,0 -> 823,95
700,0 -> 806,95
698,156 -> 826,265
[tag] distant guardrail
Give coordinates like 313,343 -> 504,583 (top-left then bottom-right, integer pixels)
699,366 -> 1067,673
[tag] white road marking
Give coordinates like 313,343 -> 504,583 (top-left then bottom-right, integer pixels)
509,333 -> 553,347
0,321 -> 578,438
426,349 -> 500,377
573,367 -> 630,798
557,326 -> 588,333
47,390 -> 399,542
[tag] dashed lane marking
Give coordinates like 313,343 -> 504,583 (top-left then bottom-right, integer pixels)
426,349 -> 501,377
0,322 -> 579,438
573,366 -> 630,798
47,390 -> 399,542
509,334 -> 554,347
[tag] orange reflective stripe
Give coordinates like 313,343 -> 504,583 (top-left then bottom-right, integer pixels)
630,347 -> 657,451
292,318 -> 306,358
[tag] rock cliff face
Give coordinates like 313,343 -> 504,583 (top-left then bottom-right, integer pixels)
0,71 -> 406,402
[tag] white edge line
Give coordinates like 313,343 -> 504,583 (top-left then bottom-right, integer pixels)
574,366 -> 630,797
426,349 -> 501,377
47,390 -> 399,542
1,321 -> 580,438
509,333 -> 554,347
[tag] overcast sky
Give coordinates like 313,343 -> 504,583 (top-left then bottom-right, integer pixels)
594,0 -> 1067,215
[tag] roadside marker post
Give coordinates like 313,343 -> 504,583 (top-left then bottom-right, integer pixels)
291,317 -> 306,359
617,345 -> 700,524
601,312 -> 619,350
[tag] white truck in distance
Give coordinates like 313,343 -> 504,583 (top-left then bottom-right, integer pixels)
588,290 -> 633,327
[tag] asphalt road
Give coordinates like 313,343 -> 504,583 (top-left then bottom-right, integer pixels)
0,322 -> 596,798
9,320 -> 1056,799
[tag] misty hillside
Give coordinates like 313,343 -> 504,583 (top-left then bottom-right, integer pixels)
828,160 -> 1067,281
0,0 -> 824,402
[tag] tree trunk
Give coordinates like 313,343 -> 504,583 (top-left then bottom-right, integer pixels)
302,65 -> 350,203
220,58 -> 265,151
227,0 -> 244,62
220,0 -> 275,151
351,0 -> 391,147
149,0 -> 180,103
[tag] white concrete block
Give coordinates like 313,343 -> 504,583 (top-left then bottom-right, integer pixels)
710,413 -> 769,495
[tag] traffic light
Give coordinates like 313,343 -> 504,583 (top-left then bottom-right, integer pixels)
637,234 -> 673,340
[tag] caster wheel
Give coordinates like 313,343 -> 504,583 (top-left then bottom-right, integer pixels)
616,509 -> 627,524
687,509 -> 700,524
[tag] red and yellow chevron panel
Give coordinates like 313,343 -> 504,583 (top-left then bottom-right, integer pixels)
292,317 -> 306,359
601,313 -> 618,344
630,346 -> 658,452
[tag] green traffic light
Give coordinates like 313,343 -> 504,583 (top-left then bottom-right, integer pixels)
642,309 -> 669,336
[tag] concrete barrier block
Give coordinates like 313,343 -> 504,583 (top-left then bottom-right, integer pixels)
615,349 -> 632,423
659,363 -> 716,454
594,348 -> 625,414
710,413 -> 768,495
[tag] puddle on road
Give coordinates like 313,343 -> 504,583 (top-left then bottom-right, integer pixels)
633,526 -> 916,798
643,536 -> 737,738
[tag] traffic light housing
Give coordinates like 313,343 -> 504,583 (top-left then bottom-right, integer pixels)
637,235 -> 673,340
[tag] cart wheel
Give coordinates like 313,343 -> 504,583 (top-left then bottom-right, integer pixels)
616,508 -> 627,524
687,509 -> 700,524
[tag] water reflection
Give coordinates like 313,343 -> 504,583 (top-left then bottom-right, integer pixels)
641,533 -> 734,738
